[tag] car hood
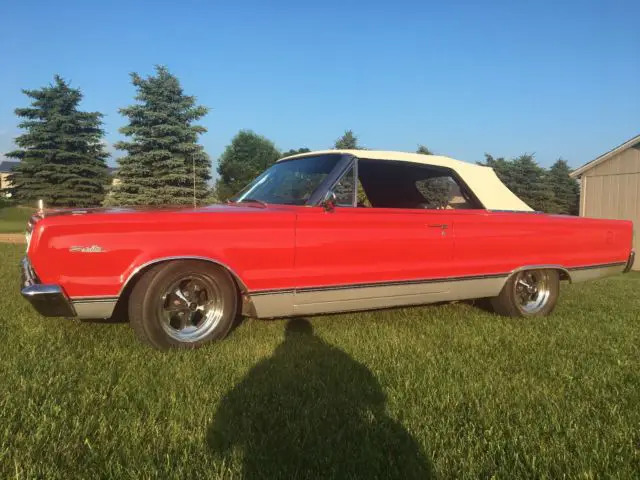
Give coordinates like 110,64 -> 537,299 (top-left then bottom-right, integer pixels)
25,203 -> 291,233
37,203 -> 274,218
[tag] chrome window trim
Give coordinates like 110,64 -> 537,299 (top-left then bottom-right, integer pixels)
306,154 -> 356,206
353,157 -> 359,208
330,160 -> 358,208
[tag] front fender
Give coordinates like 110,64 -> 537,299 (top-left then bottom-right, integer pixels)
29,210 -> 296,299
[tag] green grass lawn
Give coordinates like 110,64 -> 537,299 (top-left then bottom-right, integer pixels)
0,206 -> 34,233
1,242 -> 639,478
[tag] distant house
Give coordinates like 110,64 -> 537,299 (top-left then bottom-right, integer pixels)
570,134 -> 640,270
0,161 -> 19,196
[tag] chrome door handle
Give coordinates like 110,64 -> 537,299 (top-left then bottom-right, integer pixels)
427,224 -> 448,229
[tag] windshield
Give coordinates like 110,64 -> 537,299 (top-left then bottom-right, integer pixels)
233,155 -> 341,205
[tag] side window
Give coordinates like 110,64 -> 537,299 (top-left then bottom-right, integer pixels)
415,176 -> 474,210
357,159 -> 480,210
356,180 -> 372,207
333,165 -> 355,206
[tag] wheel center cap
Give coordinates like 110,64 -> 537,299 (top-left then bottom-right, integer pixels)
189,302 -> 198,311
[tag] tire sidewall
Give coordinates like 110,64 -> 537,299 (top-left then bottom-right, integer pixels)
510,269 -> 559,317
131,261 -> 237,349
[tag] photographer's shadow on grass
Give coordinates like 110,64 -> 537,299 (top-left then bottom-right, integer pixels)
207,318 -> 433,479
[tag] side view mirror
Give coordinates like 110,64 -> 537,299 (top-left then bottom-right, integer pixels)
321,191 -> 337,212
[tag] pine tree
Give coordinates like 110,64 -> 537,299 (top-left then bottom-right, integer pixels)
507,154 -> 555,212
334,130 -> 360,149
6,76 -> 109,207
106,66 -> 210,206
480,154 -> 514,186
548,159 -> 580,215
416,145 -> 433,155
480,153 -> 555,212
215,130 -> 281,201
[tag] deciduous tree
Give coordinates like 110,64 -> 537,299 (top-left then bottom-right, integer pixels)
215,130 -> 281,201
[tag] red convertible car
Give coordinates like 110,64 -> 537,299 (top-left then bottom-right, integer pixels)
21,150 -> 635,349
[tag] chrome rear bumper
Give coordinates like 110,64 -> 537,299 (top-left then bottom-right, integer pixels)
21,257 -> 76,317
623,251 -> 635,274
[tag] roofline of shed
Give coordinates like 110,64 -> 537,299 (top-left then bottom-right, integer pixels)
570,133 -> 640,178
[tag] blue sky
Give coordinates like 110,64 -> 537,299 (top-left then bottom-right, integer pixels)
1,0 -> 638,174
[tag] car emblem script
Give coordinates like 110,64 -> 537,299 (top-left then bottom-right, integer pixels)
69,245 -> 106,253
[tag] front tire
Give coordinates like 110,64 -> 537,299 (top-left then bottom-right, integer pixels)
129,261 -> 238,350
490,269 -> 559,317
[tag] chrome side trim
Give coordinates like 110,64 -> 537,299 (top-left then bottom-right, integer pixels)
118,256 -> 250,297
249,272 -> 508,297
567,261 -> 626,271
250,289 -> 295,296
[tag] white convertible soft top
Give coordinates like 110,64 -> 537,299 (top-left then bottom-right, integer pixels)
280,149 -> 533,212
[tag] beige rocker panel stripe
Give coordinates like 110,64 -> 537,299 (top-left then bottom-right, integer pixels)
68,261 -> 626,319
249,262 -> 627,318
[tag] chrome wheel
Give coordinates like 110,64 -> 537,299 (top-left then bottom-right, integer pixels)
158,274 -> 225,342
513,270 -> 551,314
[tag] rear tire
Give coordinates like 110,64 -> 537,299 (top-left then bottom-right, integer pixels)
129,261 -> 237,350
490,269 -> 559,317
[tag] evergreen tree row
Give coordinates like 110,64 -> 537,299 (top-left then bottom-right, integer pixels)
5,73 -> 580,214
479,154 -> 579,214
6,66 -> 211,207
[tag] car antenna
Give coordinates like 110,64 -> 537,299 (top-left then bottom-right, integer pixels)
192,156 -> 197,209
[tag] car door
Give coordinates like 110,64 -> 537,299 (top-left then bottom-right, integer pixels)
293,159 -> 455,314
